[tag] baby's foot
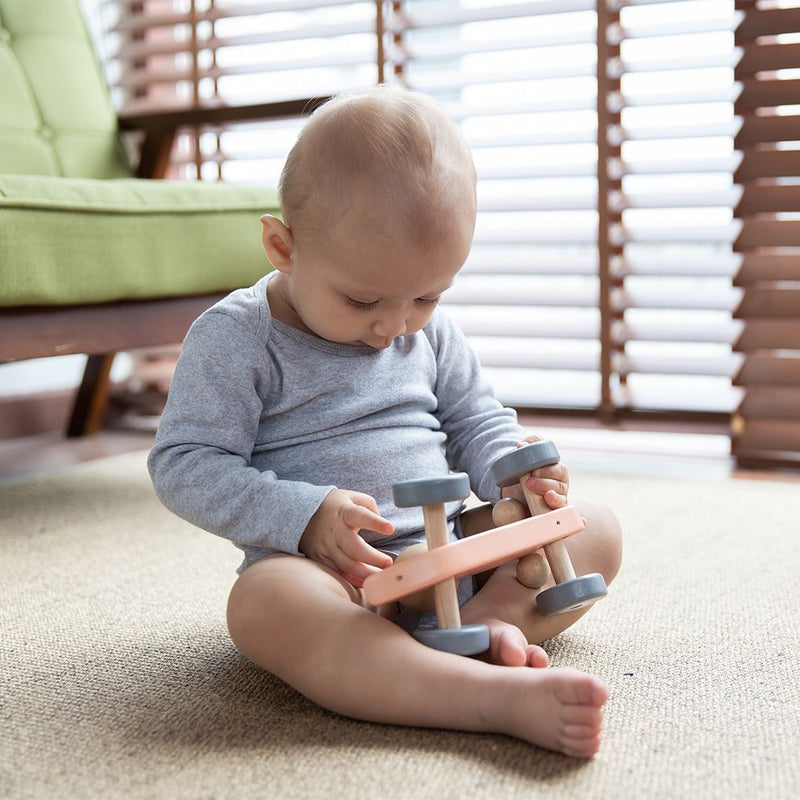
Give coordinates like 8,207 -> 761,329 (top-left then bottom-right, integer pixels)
494,667 -> 608,757
482,617 -> 549,668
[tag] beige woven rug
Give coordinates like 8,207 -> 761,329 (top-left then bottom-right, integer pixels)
1,451 -> 798,799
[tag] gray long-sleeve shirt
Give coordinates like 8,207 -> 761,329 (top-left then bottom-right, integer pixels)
148,273 -> 526,572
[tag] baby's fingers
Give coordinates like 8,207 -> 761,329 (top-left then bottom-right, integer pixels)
332,535 -> 392,587
341,498 -> 394,536
340,532 -> 393,571
526,464 -> 569,508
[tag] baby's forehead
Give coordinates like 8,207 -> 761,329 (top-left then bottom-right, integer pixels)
337,258 -> 455,292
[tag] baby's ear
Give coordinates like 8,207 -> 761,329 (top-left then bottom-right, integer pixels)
260,214 -> 294,271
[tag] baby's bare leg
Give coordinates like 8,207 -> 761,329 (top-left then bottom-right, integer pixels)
460,497 -> 622,656
227,554 -> 607,757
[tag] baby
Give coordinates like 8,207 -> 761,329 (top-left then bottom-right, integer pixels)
148,85 -> 622,758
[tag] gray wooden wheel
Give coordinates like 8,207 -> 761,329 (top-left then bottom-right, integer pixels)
536,573 -> 607,617
413,623 -> 490,656
490,440 -> 560,488
393,473 -> 471,508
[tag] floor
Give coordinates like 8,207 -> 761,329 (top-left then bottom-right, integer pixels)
1,414 -> 796,486
0,428 -> 156,484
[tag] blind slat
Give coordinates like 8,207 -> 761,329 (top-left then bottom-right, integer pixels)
737,115 -> 800,147
619,50 -> 740,74
617,154 -> 741,176
448,307 -> 598,339
615,352 -> 741,378
111,0 -> 361,34
738,42 -> 800,75
619,187 -> 741,210
733,419 -> 800,452
397,1 -> 595,30
736,78 -> 800,112
467,127 -> 597,149
734,254 -> 800,285
735,287 -> 800,319
612,286 -> 740,313
736,356 -> 800,388
737,184 -> 800,214
736,321 -> 800,350
614,222 -> 740,246
471,339 -> 598,372
119,50 -> 376,90
737,7 -> 800,39
616,319 -> 741,345
735,149 -> 800,180
447,278 -> 598,308
736,220 -> 800,249
615,85 -> 740,109
618,253 -> 741,278
614,12 -> 741,42
463,252 -> 597,275
739,388 -> 800,420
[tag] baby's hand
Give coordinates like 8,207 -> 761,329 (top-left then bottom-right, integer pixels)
501,434 -> 570,511
300,489 -> 394,588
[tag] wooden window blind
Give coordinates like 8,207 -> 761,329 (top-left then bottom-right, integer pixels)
97,0 -> 800,466
731,1 -> 800,468
596,0 -> 743,418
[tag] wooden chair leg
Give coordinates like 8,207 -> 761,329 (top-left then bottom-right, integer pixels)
67,353 -> 115,437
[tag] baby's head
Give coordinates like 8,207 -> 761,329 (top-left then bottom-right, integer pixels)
278,84 -> 477,258
262,86 -> 477,349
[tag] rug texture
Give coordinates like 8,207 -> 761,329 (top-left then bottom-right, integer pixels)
1,451 -> 798,799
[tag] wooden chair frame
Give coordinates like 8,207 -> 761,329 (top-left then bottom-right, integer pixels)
0,97 -> 329,436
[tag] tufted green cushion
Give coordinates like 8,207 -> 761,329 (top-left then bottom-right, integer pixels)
0,0 -> 131,178
0,176 -> 278,305
0,0 -> 282,308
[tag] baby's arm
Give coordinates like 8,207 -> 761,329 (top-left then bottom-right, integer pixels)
149,310 -> 332,557
299,489 -> 394,588
425,311 -> 569,509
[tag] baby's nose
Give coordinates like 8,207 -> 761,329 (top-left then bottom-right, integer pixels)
373,314 -> 407,338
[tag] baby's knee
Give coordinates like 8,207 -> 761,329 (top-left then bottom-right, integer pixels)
575,498 -> 623,585
226,555 -> 310,655
226,561 -> 270,654
593,503 -> 622,583
226,553 -> 375,659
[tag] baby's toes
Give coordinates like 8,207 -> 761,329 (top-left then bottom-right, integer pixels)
526,645 -> 549,668
555,670 -> 608,708
563,702 -> 604,727
495,628 -> 528,667
563,720 -> 601,739
562,730 -> 602,759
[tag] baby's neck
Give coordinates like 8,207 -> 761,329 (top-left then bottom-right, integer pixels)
266,273 -> 315,336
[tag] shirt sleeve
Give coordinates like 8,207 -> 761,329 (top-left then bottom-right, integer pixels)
425,309 -> 526,504
147,309 -> 334,556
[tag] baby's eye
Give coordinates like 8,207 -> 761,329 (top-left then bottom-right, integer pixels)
345,297 -> 378,311
415,297 -> 440,307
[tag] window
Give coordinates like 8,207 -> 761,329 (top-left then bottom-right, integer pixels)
95,0 -> 800,466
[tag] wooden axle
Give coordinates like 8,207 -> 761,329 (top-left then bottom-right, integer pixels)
421,503 -> 461,629
519,480 -> 577,584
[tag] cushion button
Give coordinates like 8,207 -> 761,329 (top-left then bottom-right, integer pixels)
39,125 -> 54,140
0,28 -> 11,42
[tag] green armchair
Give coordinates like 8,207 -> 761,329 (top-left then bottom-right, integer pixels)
0,0 -> 325,435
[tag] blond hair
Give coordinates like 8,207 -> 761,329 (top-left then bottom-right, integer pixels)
279,85 -> 476,249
